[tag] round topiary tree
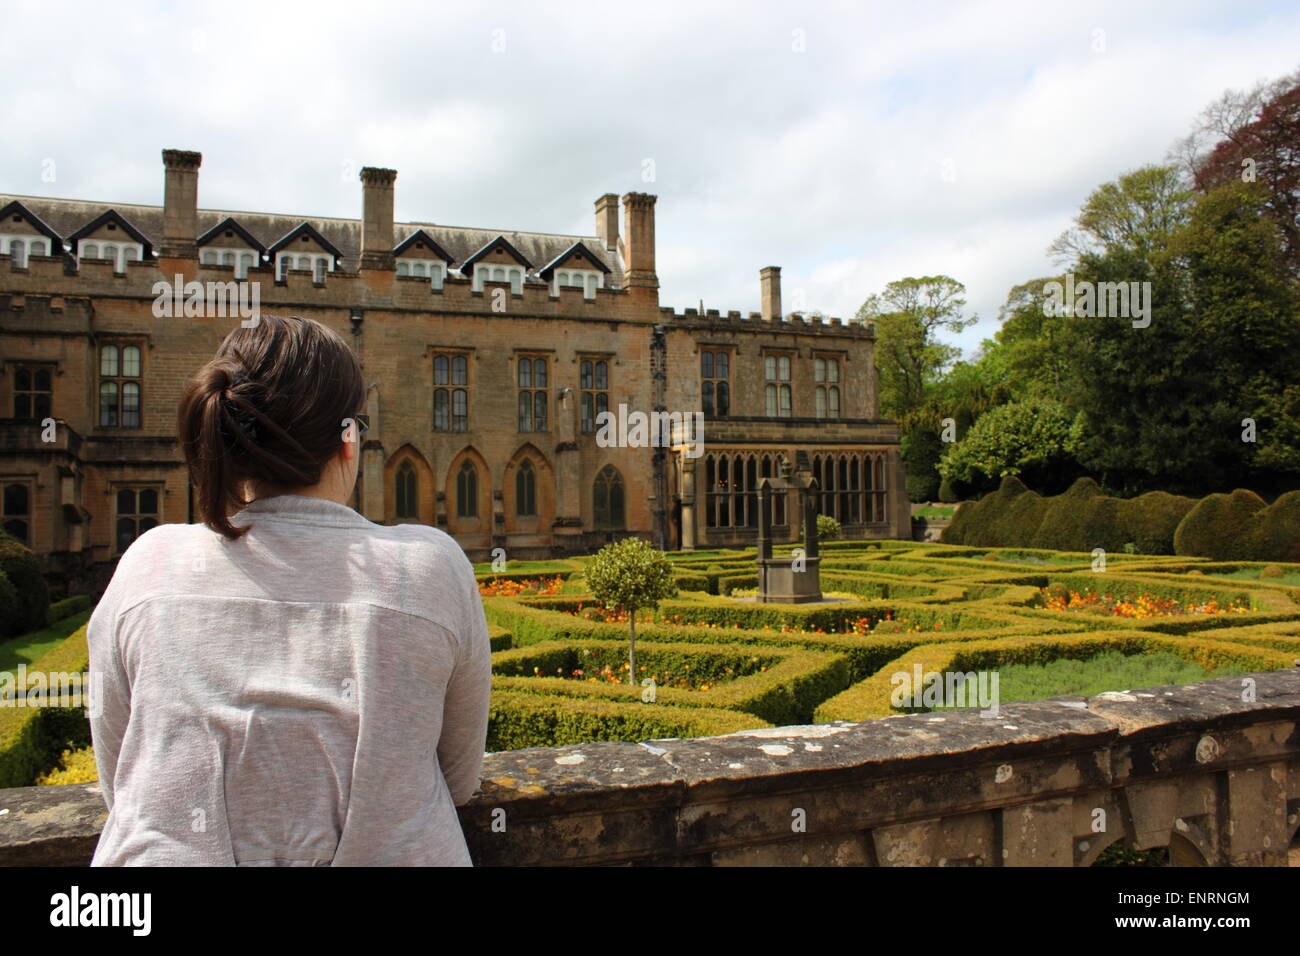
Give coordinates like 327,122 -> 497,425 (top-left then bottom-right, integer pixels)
0,531 -> 49,638
816,514 -> 842,541
584,537 -> 677,686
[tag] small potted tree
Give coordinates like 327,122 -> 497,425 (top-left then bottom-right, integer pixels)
584,537 -> 677,686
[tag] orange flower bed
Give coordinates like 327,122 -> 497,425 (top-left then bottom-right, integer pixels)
1038,587 -> 1249,618
478,575 -> 564,598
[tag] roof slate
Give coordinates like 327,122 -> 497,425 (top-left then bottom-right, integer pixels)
0,194 -> 624,284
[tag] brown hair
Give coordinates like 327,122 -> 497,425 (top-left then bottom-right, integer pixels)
178,314 -> 367,539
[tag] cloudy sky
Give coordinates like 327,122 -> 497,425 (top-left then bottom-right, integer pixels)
3,0 -> 1297,356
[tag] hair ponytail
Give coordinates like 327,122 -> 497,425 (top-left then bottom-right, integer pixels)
178,315 -> 367,539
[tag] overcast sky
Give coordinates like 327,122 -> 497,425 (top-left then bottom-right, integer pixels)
3,0 -> 1297,356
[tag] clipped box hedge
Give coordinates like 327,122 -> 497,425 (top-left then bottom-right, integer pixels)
487,690 -> 771,751
0,623 -> 92,788
813,629 -> 1295,723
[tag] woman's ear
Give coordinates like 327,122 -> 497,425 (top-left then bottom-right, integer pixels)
340,432 -> 358,463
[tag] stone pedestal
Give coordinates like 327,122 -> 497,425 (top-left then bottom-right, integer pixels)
757,556 -> 822,603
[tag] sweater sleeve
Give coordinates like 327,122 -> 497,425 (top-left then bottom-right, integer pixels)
436,552 -> 492,807
87,579 -> 132,814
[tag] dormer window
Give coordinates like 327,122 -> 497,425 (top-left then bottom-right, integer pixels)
473,264 -> 524,295
2,237 -> 50,268
396,258 -> 446,290
268,223 -> 342,284
197,218 -> 267,279
77,239 -> 142,274
276,252 -> 333,282
201,248 -> 259,279
551,269 -> 603,300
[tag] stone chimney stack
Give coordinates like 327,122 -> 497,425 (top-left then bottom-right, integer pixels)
595,194 -> 619,253
760,266 -> 782,321
160,149 -> 202,259
359,166 -> 397,271
621,192 -> 658,290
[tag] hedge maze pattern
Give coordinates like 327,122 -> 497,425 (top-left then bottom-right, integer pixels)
479,540 -> 1300,751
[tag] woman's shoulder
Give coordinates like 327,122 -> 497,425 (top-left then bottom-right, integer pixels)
374,523 -> 475,581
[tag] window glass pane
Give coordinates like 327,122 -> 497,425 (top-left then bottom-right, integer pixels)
116,518 -> 136,553
702,380 -> 714,416
701,351 -> 713,379
534,391 -> 547,430
117,488 -> 135,514
101,345 -> 119,377
452,356 -> 467,385
15,368 -> 30,390
122,383 -> 140,427
433,389 -> 448,430
534,359 -> 547,388
139,488 -> 158,513
828,361 -> 839,383
816,387 -> 826,418
452,389 -> 467,430
4,483 -> 29,515
434,355 -> 448,385
15,395 -> 30,418
764,355 -> 775,380
100,382 -> 118,427
717,382 -> 730,415
780,385 -> 792,415
595,361 -> 607,390
765,384 -> 776,416
580,361 -> 592,389
581,393 -> 593,431
518,359 -> 531,388
595,392 -> 608,416
829,387 -> 840,416
815,358 -> 825,382
121,346 -> 140,377
2,519 -> 27,544
35,369 -> 51,391
518,391 -> 532,431
716,353 -> 729,378
779,356 -> 791,380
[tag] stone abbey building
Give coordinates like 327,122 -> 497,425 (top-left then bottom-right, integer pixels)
0,149 -> 908,585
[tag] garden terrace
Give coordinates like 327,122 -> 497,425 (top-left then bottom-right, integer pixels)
4,670 -> 1298,866
2,542 -> 1299,866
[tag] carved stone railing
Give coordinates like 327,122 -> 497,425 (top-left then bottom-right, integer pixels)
2,671 -> 1297,866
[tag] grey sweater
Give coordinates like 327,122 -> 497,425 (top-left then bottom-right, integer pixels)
86,494 -> 492,866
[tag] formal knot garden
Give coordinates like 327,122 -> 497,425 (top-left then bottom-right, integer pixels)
3,540 -> 1299,787
475,541 -> 1300,752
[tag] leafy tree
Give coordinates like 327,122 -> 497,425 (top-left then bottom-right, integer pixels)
584,537 -> 677,686
855,275 -> 976,419
938,398 -> 1083,495
974,278 -> 1075,401
1192,76 -> 1300,271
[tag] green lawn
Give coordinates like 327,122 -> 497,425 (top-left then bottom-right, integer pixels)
913,504 -> 957,519
1215,567 -> 1300,587
0,610 -> 91,672
931,650 -> 1246,709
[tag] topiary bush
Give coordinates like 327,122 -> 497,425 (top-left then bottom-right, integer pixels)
1174,489 -> 1269,560
816,514 -> 842,541
0,532 -> 48,638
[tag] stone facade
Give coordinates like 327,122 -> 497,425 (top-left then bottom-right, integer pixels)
0,149 -> 907,587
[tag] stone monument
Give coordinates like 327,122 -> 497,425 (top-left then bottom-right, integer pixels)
755,452 -> 823,603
